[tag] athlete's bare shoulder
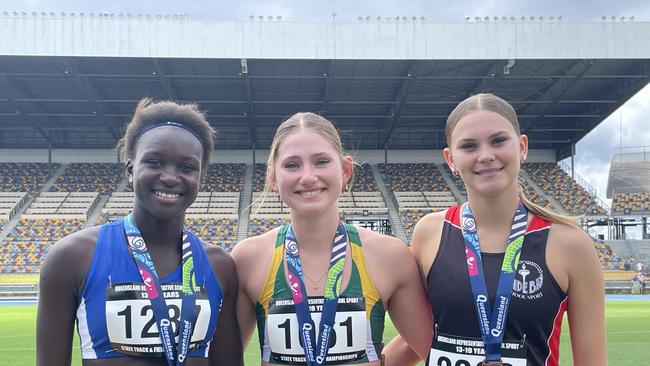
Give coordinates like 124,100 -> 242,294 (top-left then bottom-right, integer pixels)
40,225 -> 103,295
231,227 -> 280,261
414,209 -> 448,239
546,222 -> 599,291
44,225 -> 101,267
408,209 -> 448,281
355,225 -> 406,250
231,227 -> 282,294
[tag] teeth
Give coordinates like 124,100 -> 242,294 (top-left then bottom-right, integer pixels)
300,189 -> 322,197
477,168 -> 502,175
155,191 -> 180,198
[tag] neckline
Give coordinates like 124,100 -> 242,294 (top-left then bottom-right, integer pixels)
119,218 -> 184,282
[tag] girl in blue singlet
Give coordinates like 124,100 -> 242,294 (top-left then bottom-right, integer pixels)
393,93 -> 607,366
37,99 -> 243,365
231,112 -> 432,365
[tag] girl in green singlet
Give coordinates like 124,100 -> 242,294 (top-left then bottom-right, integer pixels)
231,112 -> 432,366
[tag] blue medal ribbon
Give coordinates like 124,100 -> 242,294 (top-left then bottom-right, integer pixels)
123,214 -> 197,366
284,222 -> 348,366
460,202 -> 528,363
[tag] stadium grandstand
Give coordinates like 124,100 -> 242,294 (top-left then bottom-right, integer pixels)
1,14 -> 649,297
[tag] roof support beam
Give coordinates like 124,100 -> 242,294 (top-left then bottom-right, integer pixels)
465,60 -> 511,97
60,58 -> 120,142
7,98 -> 621,106
380,61 -> 417,148
1,75 -> 52,144
153,59 -> 178,100
241,58 -> 257,148
587,60 -> 650,120
2,71 -> 648,80
319,60 -> 333,116
519,59 -> 595,132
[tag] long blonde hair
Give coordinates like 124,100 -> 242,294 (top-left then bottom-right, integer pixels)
446,93 -> 578,226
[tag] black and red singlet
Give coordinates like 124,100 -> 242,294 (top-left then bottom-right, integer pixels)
426,205 -> 568,366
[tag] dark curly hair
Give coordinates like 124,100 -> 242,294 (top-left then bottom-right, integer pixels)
117,98 -> 216,178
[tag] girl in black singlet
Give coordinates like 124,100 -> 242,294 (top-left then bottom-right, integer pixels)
391,93 -> 606,366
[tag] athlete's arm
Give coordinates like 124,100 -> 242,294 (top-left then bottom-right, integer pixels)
206,246 -> 244,366
36,228 -> 97,366
367,234 -> 433,364
383,211 -> 446,365
556,226 -> 607,365
409,210 -> 446,284
230,236 -> 264,348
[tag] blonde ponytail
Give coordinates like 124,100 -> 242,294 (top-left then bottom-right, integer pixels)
517,184 -> 579,227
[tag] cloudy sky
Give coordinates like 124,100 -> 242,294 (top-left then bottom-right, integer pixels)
4,0 -> 650,203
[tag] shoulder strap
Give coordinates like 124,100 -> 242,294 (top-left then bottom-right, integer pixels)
345,223 -> 361,247
274,224 -> 289,248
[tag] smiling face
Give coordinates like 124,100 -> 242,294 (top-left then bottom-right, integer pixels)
270,129 -> 352,217
127,126 -> 203,223
444,109 -> 528,197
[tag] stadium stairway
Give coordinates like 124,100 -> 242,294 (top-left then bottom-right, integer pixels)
518,170 -> 568,214
84,194 -> 111,228
0,193 -> 37,246
236,164 -> 254,243
40,163 -> 68,191
115,174 -> 129,192
370,164 -> 407,243
632,240 -> 650,269
607,240 -> 635,262
437,163 -> 466,204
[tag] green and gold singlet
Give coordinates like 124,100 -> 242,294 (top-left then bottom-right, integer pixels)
256,224 -> 385,365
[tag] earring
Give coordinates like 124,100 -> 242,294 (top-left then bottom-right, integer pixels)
452,169 -> 459,177
128,175 -> 133,183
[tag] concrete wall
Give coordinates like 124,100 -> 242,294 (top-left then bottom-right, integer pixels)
2,16 -> 649,59
0,148 -> 556,164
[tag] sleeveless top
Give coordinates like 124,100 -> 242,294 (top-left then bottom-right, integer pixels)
256,224 -> 385,365
75,218 -> 223,359
426,206 -> 568,366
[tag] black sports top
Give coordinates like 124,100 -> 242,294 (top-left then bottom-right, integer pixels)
426,205 -> 568,366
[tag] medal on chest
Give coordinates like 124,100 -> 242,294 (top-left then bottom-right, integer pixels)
460,202 -> 528,364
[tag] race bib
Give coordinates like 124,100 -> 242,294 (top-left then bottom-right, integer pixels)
428,330 -> 527,366
267,296 -> 368,364
105,282 -> 212,357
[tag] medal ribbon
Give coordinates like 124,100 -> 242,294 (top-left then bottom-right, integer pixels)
460,202 -> 528,363
124,214 -> 197,366
284,222 -> 348,366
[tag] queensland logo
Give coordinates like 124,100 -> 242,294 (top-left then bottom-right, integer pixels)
465,246 -> 479,276
461,216 -> 476,232
287,273 -> 304,303
512,260 -> 544,299
285,238 -> 299,256
138,268 -> 159,299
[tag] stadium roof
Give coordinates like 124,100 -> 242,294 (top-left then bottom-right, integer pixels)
1,16 -> 649,159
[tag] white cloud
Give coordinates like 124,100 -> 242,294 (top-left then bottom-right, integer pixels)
565,82 -> 650,202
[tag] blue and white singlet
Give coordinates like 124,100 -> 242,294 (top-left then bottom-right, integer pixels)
75,218 -> 223,359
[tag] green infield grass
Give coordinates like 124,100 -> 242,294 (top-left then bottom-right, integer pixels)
0,274 -> 39,284
1,300 -> 647,365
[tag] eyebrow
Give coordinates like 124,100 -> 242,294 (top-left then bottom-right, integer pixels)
141,151 -> 200,162
281,152 -> 333,161
457,130 -> 509,143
